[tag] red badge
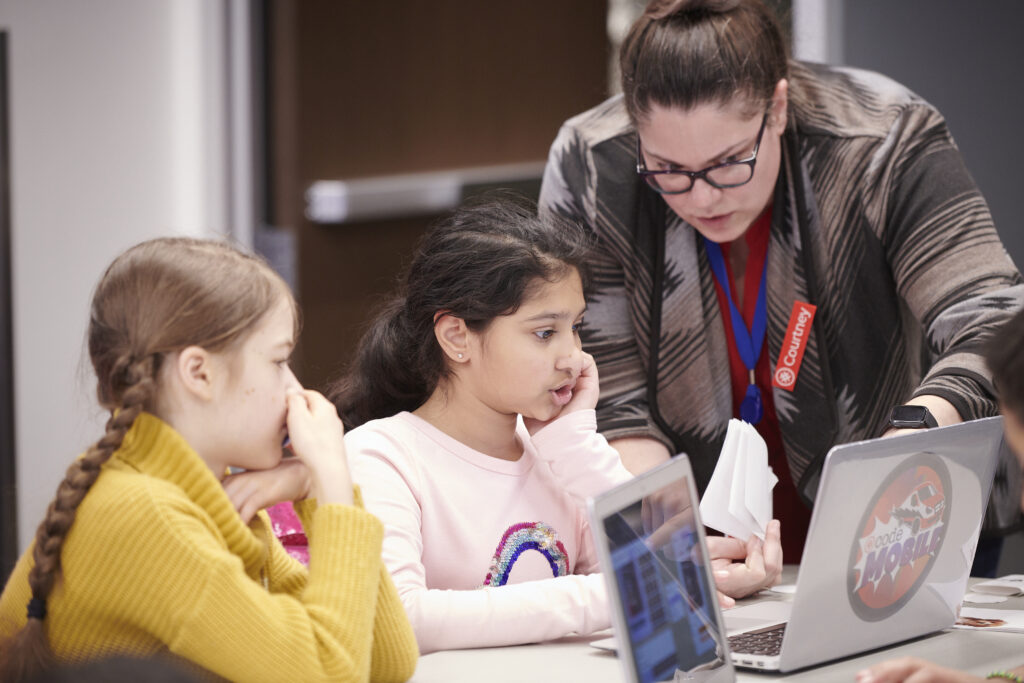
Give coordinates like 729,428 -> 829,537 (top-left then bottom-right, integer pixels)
772,301 -> 816,391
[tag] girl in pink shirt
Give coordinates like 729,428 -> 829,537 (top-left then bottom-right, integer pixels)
330,195 -> 634,652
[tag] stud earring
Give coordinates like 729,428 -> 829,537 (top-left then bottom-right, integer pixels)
457,353 -> 464,359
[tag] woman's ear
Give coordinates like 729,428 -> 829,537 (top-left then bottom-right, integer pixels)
173,345 -> 218,401
433,313 -> 470,364
770,78 -> 788,131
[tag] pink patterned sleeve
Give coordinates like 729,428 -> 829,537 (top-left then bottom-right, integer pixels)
265,501 -> 310,566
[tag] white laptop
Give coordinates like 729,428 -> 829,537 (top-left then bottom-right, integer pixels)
589,416 -> 1004,676
588,454 -> 736,683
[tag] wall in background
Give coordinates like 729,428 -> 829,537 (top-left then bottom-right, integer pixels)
268,2 -> 610,388
842,0 -> 1024,269
0,0 -> 233,554
839,0 -> 1024,572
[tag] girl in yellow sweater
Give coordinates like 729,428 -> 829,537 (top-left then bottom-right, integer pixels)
0,238 -> 418,682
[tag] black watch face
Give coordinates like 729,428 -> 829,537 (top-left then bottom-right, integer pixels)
891,405 -> 930,427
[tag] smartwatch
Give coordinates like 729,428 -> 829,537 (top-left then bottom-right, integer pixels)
889,405 -> 938,429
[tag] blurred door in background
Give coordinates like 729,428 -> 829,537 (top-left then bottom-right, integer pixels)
265,2 -> 610,389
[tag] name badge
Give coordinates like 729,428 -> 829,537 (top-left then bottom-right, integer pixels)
772,301 -> 816,391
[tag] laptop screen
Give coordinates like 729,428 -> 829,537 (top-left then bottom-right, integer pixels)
598,463 -> 728,683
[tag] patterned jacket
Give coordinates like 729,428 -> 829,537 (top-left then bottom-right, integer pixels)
539,61 -> 1023,527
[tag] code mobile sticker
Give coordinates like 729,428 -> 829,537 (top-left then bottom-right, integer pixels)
847,453 -> 952,621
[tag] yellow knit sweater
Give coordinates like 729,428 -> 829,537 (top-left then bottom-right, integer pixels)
0,413 -> 418,682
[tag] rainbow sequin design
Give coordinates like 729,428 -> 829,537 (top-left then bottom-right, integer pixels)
482,522 -> 570,587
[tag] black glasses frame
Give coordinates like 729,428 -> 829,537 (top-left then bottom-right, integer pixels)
636,113 -> 769,195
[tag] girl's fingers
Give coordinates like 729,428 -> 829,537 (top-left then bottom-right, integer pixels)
285,392 -> 310,426
857,659 -> 986,683
223,479 -> 260,523
743,536 -> 766,573
856,658 -> 933,683
562,353 -> 599,413
222,474 -> 257,507
579,352 -> 597,380
762,520 -> 783,583
301,389 -> 332,415
239,500 -> 259,525
705,535 -> 748,560
285,391 -> 345,450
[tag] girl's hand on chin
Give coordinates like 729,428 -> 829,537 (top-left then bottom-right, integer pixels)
523,352 -> 600,435
567,352 -> 600,412
222,459 -> 311,524
285,389 -> 354,505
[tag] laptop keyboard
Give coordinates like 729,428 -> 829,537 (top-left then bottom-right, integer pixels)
728,623 -> 786,657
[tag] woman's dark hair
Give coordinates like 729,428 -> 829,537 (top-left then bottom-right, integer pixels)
620,0 -> 789,122
330,194 -> 592,429
986,308 -> 1024,417
0,238 -> 293,682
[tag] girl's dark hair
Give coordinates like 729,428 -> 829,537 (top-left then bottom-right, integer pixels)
0,238 -> 293,681
330,194 -> 592,429
986,308 -> 1024,417
620,0 -> 789,122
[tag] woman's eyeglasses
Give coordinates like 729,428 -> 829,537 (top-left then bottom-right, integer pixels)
636,113 -> 769,195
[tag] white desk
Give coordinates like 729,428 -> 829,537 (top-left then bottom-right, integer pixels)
410,573 -> 1024,682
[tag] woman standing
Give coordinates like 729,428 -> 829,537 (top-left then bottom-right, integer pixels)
540,0 -> 1022,580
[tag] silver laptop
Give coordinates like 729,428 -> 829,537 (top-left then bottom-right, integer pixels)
589,416 -> 1004,677
723,416 -> 1004,671
588,454 -> 736,683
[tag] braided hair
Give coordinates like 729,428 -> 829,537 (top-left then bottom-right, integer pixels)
0,237 -> 293,680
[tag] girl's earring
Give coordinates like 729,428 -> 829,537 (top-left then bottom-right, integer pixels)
457,353 -> 464,359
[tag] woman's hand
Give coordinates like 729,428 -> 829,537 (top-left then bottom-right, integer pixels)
285,389 -> 353,506
222,458 -> 311,524
856,657 -> 986,683
523,352 -> 599,435
706,519 -> 782,605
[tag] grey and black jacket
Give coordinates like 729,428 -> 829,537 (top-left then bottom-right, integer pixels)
540,61 -> 1023,530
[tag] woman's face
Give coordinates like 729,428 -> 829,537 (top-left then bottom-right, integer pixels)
635,80 -> 788,244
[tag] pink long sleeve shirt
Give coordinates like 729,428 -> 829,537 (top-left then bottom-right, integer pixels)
346,409 -> 633,653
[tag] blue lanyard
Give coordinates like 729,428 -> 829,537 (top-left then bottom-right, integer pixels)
703,237 -> 768,424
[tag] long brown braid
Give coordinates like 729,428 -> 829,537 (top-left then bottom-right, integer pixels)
0,238 -> 293,680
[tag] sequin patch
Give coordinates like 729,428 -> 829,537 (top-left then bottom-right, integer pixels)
266,501 -> 309,566
482,522 -> 569,587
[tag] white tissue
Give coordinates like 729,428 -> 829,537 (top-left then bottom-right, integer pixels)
699,419 -> 778,542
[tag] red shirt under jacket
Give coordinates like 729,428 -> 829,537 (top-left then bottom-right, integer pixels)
708,206 -> 812,563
